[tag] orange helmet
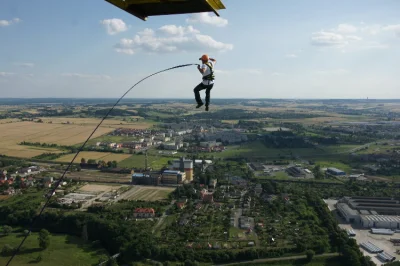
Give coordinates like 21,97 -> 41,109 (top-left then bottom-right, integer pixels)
199,54 -> 209,61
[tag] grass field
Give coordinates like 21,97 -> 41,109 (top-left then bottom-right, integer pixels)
119,154 -> 172,168
213,141 -> 362,162
55,152 -> 131,163
0,231 -> 108,266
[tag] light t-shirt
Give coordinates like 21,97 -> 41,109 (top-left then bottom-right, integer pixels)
201,60 -> 215,85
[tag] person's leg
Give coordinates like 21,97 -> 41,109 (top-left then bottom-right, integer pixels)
205,84 -> 214,111
194,83 -> 205,108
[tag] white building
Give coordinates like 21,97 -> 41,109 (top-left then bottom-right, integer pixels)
361,215 -> 400,229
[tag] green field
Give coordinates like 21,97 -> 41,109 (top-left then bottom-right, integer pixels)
213,141 -> 361,161
0,231 -> 108,266
118,154 -> 172,168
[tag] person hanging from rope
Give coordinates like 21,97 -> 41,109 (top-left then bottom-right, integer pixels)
194,54 -> 216,111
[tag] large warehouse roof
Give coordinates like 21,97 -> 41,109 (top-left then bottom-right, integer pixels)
361,215 -> 400,223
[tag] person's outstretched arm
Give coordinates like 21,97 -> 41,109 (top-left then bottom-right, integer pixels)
198,64 -> 206,74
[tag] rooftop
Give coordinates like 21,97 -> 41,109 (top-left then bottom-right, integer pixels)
361,215 -> 400,223
337,203 -> 359,216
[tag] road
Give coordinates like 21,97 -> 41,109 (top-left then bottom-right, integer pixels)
213,252 -> 340,266
152,200 -> 176,234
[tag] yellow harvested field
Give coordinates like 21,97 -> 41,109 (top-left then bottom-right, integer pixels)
78,184 -> 121,193
55,152 -> 131,163
123,186 -> 175,201
0,121 -> 113,158
0,119 -> 20,124
38,117 -> 152,129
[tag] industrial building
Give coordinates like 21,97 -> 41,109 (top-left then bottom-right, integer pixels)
339,196 -> 400,215
171,157 -> 193,181
162,170 -> 186,185
361,215 -> 400,230
286,166 -> 306,177
131,172 -> 161,186
336,196 -> 400,229
327,167 -> 346,176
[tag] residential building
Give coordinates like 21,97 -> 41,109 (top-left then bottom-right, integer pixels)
163,142 -> 178,150
200,189 -> 214,203
133,208 -> 155,218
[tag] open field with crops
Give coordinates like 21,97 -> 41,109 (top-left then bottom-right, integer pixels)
120,186 -> 175,201
0,121 -> 114,158
38,117 -> 154,129
55,152 -> 131,163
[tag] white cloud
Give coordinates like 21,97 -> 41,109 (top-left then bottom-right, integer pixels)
114,25 -> 233,55
0,18 -> 22,27
285,54 -> 297,58
336,24 -> 358,34
311,31 -> 361,47
0,72 -> 15,77
186,13 -> 228,27
62,73 -> 111,80
13,62 -> 35,68
100,18 -> 128,35
360,24 -> 382,35
271,72 -> 283,76
383,24 -> 400,37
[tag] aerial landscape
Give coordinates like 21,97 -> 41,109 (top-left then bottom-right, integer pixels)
1,0 -> 400,266
0,98 -> 399,266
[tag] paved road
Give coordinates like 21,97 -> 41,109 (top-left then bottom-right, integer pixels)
213,252 -> 340,266
152,200 -> 176,234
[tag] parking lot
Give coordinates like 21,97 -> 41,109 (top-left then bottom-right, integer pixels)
338,224 -> 399,265
323,198 -> 399,265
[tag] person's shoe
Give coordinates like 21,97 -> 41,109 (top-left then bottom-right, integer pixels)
205,106 -> 209,111
196,103 -> 204,108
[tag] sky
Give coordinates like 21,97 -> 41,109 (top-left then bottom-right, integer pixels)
0,0 -> 400,99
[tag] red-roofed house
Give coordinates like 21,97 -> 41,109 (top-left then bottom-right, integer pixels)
133,208 -> 155,218
176,202 -> 186,209
200,189 -> 214,203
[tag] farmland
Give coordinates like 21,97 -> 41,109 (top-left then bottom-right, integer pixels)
119,186 -> 175,201
46,170 -> 131,183
0,121 -> 113,158
55,151 -> 131,163
37,117 -> 154,129
78,184 -> 122,193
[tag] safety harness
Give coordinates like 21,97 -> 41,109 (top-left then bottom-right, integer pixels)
202,62 -> 215,81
